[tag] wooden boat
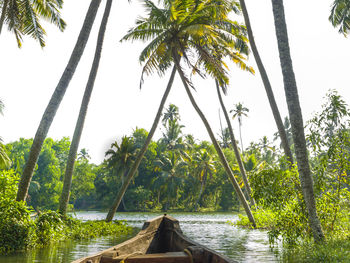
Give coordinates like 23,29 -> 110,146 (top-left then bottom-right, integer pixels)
73,214 -> 237,263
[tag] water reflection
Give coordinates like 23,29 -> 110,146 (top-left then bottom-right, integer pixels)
0,211 -> 279,263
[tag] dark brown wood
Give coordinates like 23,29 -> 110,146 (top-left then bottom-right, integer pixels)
72,215 -> 237,263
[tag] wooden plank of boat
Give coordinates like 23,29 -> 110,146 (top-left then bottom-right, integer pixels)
72,214 -> 237,263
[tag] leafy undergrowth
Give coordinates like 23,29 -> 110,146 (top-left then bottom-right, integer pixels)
0,209 -> 133,254
280,237 -> 350,263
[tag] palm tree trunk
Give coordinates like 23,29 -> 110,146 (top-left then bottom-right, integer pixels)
215,80 -> 256,207
0,0 -> 9,34
238,0 -> 293,165
238,119 -> 244,152
16,0 -> 102,202
105,65 -> 177,222
173,53 -> 256,227
58,0 -> 112,215
271,0 -> 324,242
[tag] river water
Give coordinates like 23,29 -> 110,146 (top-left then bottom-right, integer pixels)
0,211 -> 279,263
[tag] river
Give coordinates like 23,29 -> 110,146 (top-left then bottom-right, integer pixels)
0,211 -> 279,262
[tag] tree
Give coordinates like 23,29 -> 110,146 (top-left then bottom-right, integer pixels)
105,136 -> 138,211
110,0 -> 256,226
0,0 -> 66,47
16,0 -> 102,202
58,0 -> 113,215
162,104 -> 180,125
105,64 -> 177,221
193,149 -> 216,211
271,0 -> 324,242
153,151 -> 187,210
329,0 -> 350,36
216,82 -> 256,207
230,102 -> 248,152
238,0 -> 293,165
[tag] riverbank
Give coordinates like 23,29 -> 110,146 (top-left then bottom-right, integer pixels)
0,211 -> 278,263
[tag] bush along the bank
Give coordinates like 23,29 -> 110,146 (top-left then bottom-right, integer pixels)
0,208 -> 133,254
0,170 -> 133,254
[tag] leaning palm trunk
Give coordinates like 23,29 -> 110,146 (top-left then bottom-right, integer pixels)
58,0 -> 112,215
215,80 -> 256,207
173,54 -> 256,227
238,0 -> 293,165
105,66 -> 177,222
271,0 -> 324,242
16,0 -> 102,202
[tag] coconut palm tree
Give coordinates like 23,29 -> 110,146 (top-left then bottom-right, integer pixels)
0,0 -> 66,47
162,104 -> 180,125
153,151 -> 187,210
112,0 -> 256,226
193,149 -> 216,211
16,0 -> 102,202
329,0 -> 350,36
271,0 -> 324,242
58,0 -> 113,215
105,136 -> 137,211
216,82 -> 256,207
237,0 -> 293,165
231,102 -> 248,152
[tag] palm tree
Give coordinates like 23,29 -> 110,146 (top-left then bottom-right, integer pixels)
231,102 -> 249,152
105,136 -> 137,211
271,0 -> 324,242
237,0 -> 293,165
153,151 -> 187,210
0,0 -> 66,47
193,149 -> 216,211
216,82 -> 256,207
16,0 -> 102,202
162,104 -> 180,125
116,0 -> 256,226
329,0 -> 350,36
105,65 -> 177,222
58,0 -> 113,215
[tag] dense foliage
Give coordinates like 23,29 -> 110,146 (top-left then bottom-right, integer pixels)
3,105 -> 245,212
1,93 -> 350,259
0,169 -> 132,254
235,91 -> 350,260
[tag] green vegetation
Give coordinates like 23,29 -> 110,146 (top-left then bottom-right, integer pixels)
0,169 -> 132,254
235,91 -> 350,261
2,0 -> 350,260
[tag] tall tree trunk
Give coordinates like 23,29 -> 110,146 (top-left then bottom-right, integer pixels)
215,80 -> 256,207
238,0 -> 293,165
105,66 -> 177,222
173,53 -> 256,227
58,0 -> 112,215
16,0 -> 102,202
271,0 -> 324,242
238,119 -> 244,153
0,0 -> 9,34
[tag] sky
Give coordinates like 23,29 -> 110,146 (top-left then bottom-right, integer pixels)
0,0 -> 349,164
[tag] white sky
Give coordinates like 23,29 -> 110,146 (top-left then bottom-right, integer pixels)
0,0 -> 349,164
